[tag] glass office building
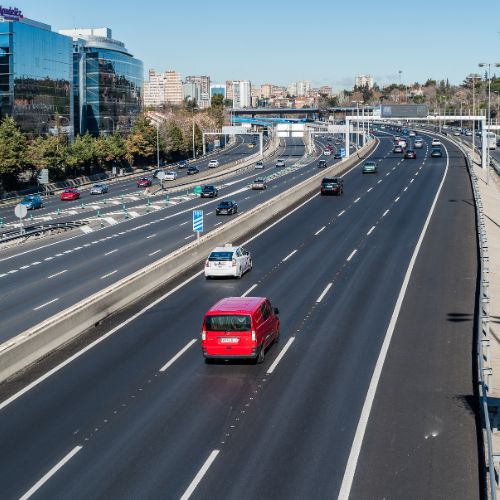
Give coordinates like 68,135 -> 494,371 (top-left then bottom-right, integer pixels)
0,17 -> 73,137
60,28 -> 143,136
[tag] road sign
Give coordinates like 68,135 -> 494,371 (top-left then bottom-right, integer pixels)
222,126 -> 248,135
380,104 -> 428,118
193,210 -> 203,233
37,168 -> 49,185
193,186 -> 203,195
214,139 -> 221,148
157,171 -> 166,180
14,204 -> 27,219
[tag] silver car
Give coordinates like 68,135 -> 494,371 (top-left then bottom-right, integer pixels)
90,183 -> 108,195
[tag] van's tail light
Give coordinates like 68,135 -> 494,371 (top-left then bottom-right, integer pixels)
232,258 -> 237,267
202,330 -> 206,341
205,260 -> 209,268
251,330 -> 256,342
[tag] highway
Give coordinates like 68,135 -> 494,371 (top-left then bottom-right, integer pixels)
0,132 -> 480,499
0,137 -> 339,342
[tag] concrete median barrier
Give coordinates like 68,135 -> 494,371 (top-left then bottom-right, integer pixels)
0,138 -> 377,383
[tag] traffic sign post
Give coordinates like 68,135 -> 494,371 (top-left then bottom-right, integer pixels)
193,210 -> 203,240
14,203 -> 28,235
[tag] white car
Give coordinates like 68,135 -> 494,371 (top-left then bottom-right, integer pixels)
275,159 -> 286,168
205,244 -> 252,279
324,149 -> 332,156
163,171 -> 177,181
431,139 -> 441,146
409,131 -> 416,137
414,140 -> 424,149
208,159 -> 219,168
465,130 -> 472,136
453,131 -> 460,136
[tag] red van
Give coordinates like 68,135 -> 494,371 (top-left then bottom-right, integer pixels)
202,297 -> 280,363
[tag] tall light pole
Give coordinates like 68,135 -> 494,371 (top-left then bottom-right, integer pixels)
469,73 -> 481,151
398,70 -> 402,102
192,109 -> 196,160
156,122 -> 160,169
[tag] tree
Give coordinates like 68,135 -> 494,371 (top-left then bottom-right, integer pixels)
25,135 -> 67,181
160,123 -> 186,162
65,133 -> 95,177
0,117 -> 27,190
184,98 -> 198,112
126,115 -> 158,165
211,94 -> 224,107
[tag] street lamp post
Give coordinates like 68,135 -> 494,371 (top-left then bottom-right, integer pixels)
156,122 -> 160,170
192,110 -> 196,160
469,74 -> 481,151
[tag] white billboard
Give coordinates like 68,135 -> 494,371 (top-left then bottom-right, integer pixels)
291,124 -> 305,131
222,126 -> 248,135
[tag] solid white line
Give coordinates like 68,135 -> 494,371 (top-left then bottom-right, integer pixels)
19,446 -> 83,500
33,298 -> 59,311
382,210 -> 389,217
185,235 -> 195,240
159,339 -> 197,372
367,226 -> 376,236
242,284 -> 258,297
354,197 -> 361,203
104,249 -> 118,256
282,249 -> 298,262
315,226 -> 326,236
100,270 -> 118,280
267,337 -> 295,375
338,210 -> 346,217
149,250 -> 161,257
47,270 -> 68,280
347,249 -> 357,262
316,283 -> 333,303
338,142 -> 450,500
180,450 -> 220,500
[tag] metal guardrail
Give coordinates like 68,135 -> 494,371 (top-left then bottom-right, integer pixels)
0,221 -> 87,244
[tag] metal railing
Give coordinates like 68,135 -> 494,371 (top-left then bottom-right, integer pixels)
0,221 -> 87,244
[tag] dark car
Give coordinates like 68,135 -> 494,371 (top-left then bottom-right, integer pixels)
320,177 -> 343,196
431,148 -> 443,158
216,200 -> 238,215
404,149 -> 417,159
334,152 -> 342,159
187,166 -> 199,175
137,177 -> 152,188
318,159 -> 327,168
201,185 -> 218,198
393,145 -> 404,153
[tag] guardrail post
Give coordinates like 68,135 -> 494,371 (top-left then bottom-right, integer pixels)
484,367 -> 494,393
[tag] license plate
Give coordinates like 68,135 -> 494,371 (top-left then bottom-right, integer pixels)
220,337 -> 239,344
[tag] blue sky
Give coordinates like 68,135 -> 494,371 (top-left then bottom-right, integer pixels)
14,0 -> 500,89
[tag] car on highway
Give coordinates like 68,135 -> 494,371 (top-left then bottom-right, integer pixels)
324,149 -> 332,156
409,130 -> 416,137
404,149 -> 417,159
201,296 -> 279,363
152,169 -> 164,178
465,130 -> 473,136
255,161 -> 264,169
414,138 -> 424,149
251,177 -> 267,190
334,152 -> 342,159
362,161 -> 378,173
208,159 -> 219,168
177,160 -> 189,169
201,185 -> 218,198
204,244 -> 252,279
275,159 -> 286,168
431,147 -> 443,158
187,166 -> 200,175
320,177 -> 343,196
20,194 -> 43,210
137,177 -> 152,188
393,145 -> 404,153
60,188 -> 81,201
90,183 -> 109,195
163,171 -> 178,181
318,159 -> 327,168
431,139 -> 441,147
216,200 -> 238,215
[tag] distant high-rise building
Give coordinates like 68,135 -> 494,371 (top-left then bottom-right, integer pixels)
261,83 -> 273,98
296,80 -> 311,97
319,85 -> 333,97
232,80 -> 251,108
185,75 -> 210,108
225,80 -> 234,101
165,70 -> 183,105
144,69 -> 166,108
287,82 -> 297,96
355,74 -> 374,89
182,82 -> 199,102
210,84 -> 225,98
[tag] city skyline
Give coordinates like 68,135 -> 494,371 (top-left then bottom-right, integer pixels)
13,0 -> 500,90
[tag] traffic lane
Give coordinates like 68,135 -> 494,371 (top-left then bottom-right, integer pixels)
350,140 -> 481,499
0,140 -> 433,497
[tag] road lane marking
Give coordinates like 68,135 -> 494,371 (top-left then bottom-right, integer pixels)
382,210 -> 389,217
180,221 -> 189,226
146,234 -> 157,239
377,180 -> 382,184
394,196 -> 400,203
180,449 -> 220,500
48,270 -> 68,280
242,284 -> 258,297
404,187 -> 408,192
160,339 -> 197,372
19,446 -> 83,500
100,270 -> 118,280
149,250 -> 161,257
354,197 -> 361,203
367,187 -> 373,193
367,226 -> 376,236
338,210 -> 346,217
33,298 -> 59,311
347,249 -> 358,262
315,226 -> 326,236
410,179 -> 414,183
338,142 -> 450,500
316,283 -> 333,303
104,249 -> 118,256
185,234 -> 195,240
282,249 -> 297,262
267,337 -> 296,375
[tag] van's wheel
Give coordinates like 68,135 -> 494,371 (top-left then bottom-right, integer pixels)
257,344 -> 265,364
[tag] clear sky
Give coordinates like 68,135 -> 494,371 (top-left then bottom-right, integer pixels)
14,0 -> 500,89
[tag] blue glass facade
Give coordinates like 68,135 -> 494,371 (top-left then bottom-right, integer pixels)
0,20 -> 73,136
74,43 -> 143,136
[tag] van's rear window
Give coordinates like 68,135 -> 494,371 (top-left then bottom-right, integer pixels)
206,315 -> 251,332
208,252 -> 233,261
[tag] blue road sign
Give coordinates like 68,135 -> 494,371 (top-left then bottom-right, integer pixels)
339,148 -> 346,158
193,210 -> 204,233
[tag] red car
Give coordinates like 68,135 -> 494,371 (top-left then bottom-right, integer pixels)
60,188 -> 80,201
137,177 -> 152,188
202,297 -> 280,363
